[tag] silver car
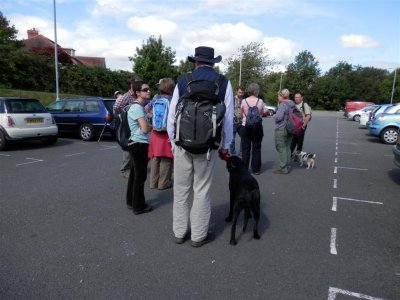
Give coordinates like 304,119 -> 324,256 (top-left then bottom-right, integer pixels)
347,105 -> 377,122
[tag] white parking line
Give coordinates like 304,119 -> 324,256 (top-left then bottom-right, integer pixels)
333,166 -> 368,174
99,146 -> 118,151
16,158 -> 44,166
328,287 -> 385,300
65,152 -> 85,157
0,153 -> 11,157
330,228 -> 337,255
338,151 -> 361,155
333,179 -> 337,189
331,197 -> 383,212
334,157 -> 338,163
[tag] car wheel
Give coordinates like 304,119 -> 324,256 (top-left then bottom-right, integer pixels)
79,123 -> 94,141
353,115 -> 361,122
42,136 -> 58,145
0,131 -> 7,151
380,127 -> 398,145
268,109 -> 275,116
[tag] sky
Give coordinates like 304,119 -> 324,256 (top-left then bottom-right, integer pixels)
1,0 -> 399,74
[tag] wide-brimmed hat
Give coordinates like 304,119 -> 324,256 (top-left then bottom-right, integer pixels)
188,46 -> 222,64
114,90 -> 121,97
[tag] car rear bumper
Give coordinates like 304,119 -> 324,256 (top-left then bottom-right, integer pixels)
368,126 -> 381,137
4,126 -> 58,140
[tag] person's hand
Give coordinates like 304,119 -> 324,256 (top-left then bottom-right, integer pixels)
218,148 -> 230,161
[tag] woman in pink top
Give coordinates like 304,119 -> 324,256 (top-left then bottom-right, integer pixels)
239,83 -> 265,174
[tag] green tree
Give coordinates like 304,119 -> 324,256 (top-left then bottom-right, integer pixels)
285,50 -> 320,103
224,42 -> 275,93
130,36 -> 178,90
0,11 -> 21,87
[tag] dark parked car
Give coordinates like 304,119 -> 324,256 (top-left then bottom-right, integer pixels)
0,97 -> 58,150
46,98 -> 115,141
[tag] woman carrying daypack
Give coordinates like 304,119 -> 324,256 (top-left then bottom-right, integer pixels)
148,78 -> 175,190
238,83 -> 264,175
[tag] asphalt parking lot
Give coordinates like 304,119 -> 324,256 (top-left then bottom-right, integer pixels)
1,111 -> 399,299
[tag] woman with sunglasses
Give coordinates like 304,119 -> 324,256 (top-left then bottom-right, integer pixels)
126,81 -> 153,215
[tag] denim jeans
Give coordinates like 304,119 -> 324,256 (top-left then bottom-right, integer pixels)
229,122 -> 241,155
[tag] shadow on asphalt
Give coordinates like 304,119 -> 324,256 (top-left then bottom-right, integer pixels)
388,168 -> 400,185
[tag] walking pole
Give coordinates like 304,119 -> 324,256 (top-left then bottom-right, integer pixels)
97,121 -> 108,143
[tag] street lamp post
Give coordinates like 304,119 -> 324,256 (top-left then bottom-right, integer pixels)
390,68 -> 397,104
53,0 -> 59,100
239,56 -> 243,87
279,73 -> 283,91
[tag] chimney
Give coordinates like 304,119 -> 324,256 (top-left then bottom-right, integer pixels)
27,28 -> 39,39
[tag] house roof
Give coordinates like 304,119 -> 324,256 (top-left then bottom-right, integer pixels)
22,29 -> 106,68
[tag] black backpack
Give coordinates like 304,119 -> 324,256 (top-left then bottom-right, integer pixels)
174,73 -> 226,154
116,103 -> 138,151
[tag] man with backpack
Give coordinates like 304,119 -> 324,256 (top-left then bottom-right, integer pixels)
238,83 -> 264,175
167,46 -> 233,247
290,92 -> 312,160
274,88 -> 296,174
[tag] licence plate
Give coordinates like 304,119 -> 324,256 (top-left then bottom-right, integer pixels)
26,118 -> 44,123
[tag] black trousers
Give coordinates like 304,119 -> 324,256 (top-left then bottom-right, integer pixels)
239,125 -> 264,173
290,127 -> 307,153
126,143 -> 149,211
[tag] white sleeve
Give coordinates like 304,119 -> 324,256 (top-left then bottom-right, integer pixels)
167,84 -> 179,143
222,80 -> 234,149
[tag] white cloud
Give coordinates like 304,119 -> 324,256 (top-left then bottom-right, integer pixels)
126,16 -> 177,37
263,37 -> 298,64
341,34 -> 379,48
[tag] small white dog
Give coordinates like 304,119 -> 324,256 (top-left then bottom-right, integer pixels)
297,151 -> 316,169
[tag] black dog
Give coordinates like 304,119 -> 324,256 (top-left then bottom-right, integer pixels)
226,156 -> 261,245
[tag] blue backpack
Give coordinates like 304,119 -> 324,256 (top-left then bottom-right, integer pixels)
152,97 -> 169,131
244,98 -> 262,129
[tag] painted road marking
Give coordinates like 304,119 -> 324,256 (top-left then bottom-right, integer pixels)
99,146 -> 118,151
330,228 -> 337,255
65,152 -> 85,157
333,179 -> 337,189
334,166 -> 368,173
334,157 -> 338,163
338,151 -> 361,155
16,158 -> 44,166
328,287 -> 385,300
0,153 -> 11,157
331,197 -> 383,212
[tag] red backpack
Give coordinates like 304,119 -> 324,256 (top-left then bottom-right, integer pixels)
286,106 -> 303,136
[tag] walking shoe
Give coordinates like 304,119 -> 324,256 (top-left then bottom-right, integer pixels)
273,169 -> 288,175
253,171 -> 260,175
133,204 -> 153,215
191,232 -> 215,248
121,170 -> 130,179
174,232 -> 190,244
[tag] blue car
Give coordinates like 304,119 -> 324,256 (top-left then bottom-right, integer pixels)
47,98 -> 115,141
368,108 -> 400,144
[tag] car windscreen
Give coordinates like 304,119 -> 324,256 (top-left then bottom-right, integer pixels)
6,99 -> 46,113
104,100 -> 115,114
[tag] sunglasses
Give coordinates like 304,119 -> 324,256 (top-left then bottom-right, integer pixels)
140,88 -> 151,92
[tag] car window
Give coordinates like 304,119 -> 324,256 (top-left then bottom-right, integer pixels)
47,101 -> 65,112
85,100 -> 100,112
63,101 -> 85,112
0,100 -> 4,113
7,99 -> 46,113
383,105 -> 394,113
104,100 -> 115,114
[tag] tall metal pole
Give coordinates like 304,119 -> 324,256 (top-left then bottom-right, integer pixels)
390,68 -> 397,104
279,73 -> 283,91
239,56 -> 242,87
53,0 -> 59,100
